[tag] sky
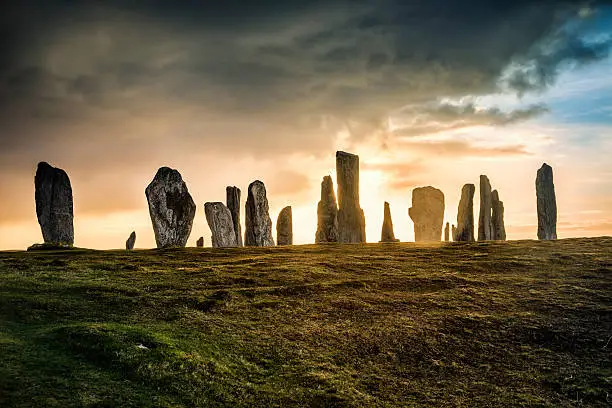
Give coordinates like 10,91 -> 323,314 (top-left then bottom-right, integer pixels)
0,0 -> 611,249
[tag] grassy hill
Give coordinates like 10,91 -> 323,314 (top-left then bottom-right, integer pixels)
1,238 -> 611,407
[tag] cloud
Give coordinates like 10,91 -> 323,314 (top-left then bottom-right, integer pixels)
396,139 -> 532,157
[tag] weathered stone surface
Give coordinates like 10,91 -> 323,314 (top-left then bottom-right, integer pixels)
276,206 -> 293,245
126,231 -> 136,250
408,186 -> 445,242
196,237 -> 204,247
380,201 -> 399,242
245,180 -> 275,246
336,151 -> 366,243
35,162 -> 74,245
205,202 -> 237,248
226,186 -> 243,247
444,222 -> 450,242
492,190 -> 506,241
478,175 -> 493,241
315,176 -> 339,243
452,224 -> 456,241
536,163 -> 557,240
145,167 -> 196,248
455,183 -> 475,242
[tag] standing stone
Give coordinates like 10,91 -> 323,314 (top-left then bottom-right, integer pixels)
336,151 -> 366,243
35,162 -> 74,245
245,180 -> 275,246
196,237 -> 204,247
536,163 -> 557,240
145,167 -> 196,248
226,186 -> 243,247
451,224 -> 456,241
380,201 -> 399,242
204,202 -> 237,248
276,206 -> 293,245
444,223 -> 450,242
408,186 -> 445,242
491,190 -> 506,240
315,176 -> 339,243
125,231 -> 136,250
455,184 -> 476,242
478,175 -> 494,241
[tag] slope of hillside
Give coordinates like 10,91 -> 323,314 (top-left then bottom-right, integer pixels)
1,238 -> 611,407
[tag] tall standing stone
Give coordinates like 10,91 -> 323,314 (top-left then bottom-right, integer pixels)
444,222 -> 450,242
35,162 -> 74,245
196,237 -> 204,247
336,151 -> 366,243
536,163 -> 557,240
226,186 -> 243,247
478,175 -> 493,241
276,206 -> 293,245
245,180 -> 275,246
125,231 -> 136,250
380,201 -> 399,242
408,186 -> 445,242
145,167 -> 196,248
204,202 -> 237,248
491,190 -> 506,240
451,224 -> 456,241
455,184 -> 475,242
315,176 -> 339,243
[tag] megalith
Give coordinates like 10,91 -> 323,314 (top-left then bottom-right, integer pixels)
205,202 -> 237,248
408,186 -> 445,242
478,175 -> 493,241
492,190 -> 506,240
315,176 -> 339,243
536,163 -> 557,240
226,186 -> 243,246
245,180 -> 275,246
276,206 -> 293,245
444,222 -> 450,242
455,183 -> 475,242
125,231 -> 136,250
196,237 -> 204,247
35,162 -> 74,245
380,201 -> 399,242
145,167 -> 196,248
336,151 -> 366,243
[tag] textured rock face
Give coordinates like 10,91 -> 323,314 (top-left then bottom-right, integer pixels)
35,162 -> 74,245
196,237 -> 204,247
145,167 -> 196,248
125,231 -> 136,250
408,186 -> 445,242
245,180 -> 275,246
444,222 -> 450,242
536,163 -> 557,240
492,190 -> 506,241
315,176 -> 339,243
455,184 -> 475,242
478,175 -> 494,241
226,186 -> 243,247
380,201 -> 399,242
276,206 -> 293,245
205,202 -> 237,248
336,151 -> 366,243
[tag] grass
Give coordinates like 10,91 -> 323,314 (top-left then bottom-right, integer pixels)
1,237 -> 611,407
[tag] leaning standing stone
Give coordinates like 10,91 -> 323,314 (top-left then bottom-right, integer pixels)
245,180 -> 275,246
492,190 -> 506,240
315,176 -> 339,243
380,201 -> 399,242
276,206 -> 293,245
126,231 -> 136,250
145,167 -> 196,248
336,151 -> 366,243
226,186 -> 243,246
204,202 -> 237,248
408,186 -> 445,242
35,162 -> 74,245
478,175 -> 493,241
536,163 -> 557,240
455,184 -> 475,242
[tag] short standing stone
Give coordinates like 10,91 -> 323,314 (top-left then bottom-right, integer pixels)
478,175 -> 493,241
455,184 -> 475,242
444,222 -> 450,242
226,186 -> 243,247
380,201 -> 399,242
205,202 -> 237,247
196,237 -> 204,247
315,176 -> 339,243
536,163 -> 557,240
35,162 -> 74,245
125,231 -> 136,250
492,190 -> 506,240
145,167 -> 196,248
245,180 -> 275,246
336,151 -> 366,243
276,206 -> 293,245
452,224 -> 456,241
408,186 -> 445,242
